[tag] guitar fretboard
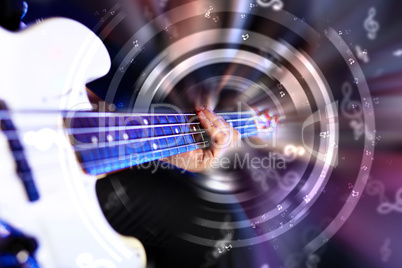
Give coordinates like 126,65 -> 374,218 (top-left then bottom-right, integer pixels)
65,111 -> 277,175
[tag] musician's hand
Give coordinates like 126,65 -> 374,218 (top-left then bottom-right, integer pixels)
161,106 -> 241,173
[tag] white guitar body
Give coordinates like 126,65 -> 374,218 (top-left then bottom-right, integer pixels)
0,18 -> 146,267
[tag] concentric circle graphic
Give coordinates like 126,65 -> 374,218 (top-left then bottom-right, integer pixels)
89,0 -> 376,263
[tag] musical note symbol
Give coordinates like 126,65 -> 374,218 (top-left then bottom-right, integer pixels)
205,6 -> 213,18
210,215 -> 233,259
352,190 -> 359,197
303,195 -> 311,203
377,188 -> 402,214
355,45 -> 369,63
364,7 -> 379,40
341,81 -> 365,140
319,131 -> 329,138
380,238 -> 392,262
366,179 -> 388,203
242,34 -> 249,40
257,0 -> 284,10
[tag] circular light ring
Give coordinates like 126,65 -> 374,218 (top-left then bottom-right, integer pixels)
88,0 -> 375,254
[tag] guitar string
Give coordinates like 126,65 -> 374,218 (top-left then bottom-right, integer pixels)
78,131 -> 264,170
4,127 -> 265,163
72,130 -> 207,151
0,109 -> 274,171
80,141 -> 210,170
66,120 -> 260,136
0,110 -> 256,118
80,129 -> 264,171
0,122 -> 269,163
72,123 -> 265,151
66,111 -> 256,118
0,116 -> 270,138
3,131 -> 264,185
64,116 -> 262,134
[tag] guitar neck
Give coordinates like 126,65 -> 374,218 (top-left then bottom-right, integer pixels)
65,110 -> 278,175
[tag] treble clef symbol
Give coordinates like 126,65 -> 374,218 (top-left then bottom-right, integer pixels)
340,82 -> 363,119
377,188 -> 402,214
364,7 -> 379,40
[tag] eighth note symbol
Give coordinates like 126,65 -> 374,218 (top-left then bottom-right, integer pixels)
364,7 -> 379,40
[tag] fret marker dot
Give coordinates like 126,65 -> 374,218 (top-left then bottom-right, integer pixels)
193,126 -> 196,131
123,133 -> 129,140
143,119 -> 149,125
107,134 -> 113,142
153,143 -> 158,150
175,128 -> 179,134
91,136 -> 98,144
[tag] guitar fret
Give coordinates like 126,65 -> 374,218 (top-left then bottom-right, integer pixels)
74,130 -> 206,151
79,131 -> 204,164
73,123 -> 258,149
157,116 -> 170,157
65,122 -> 201,134
67,110 -> 278,175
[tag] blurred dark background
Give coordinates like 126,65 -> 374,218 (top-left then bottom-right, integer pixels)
2,0 -> 402,267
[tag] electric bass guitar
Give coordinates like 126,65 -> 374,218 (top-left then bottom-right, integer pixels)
0,18 -> 277,267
